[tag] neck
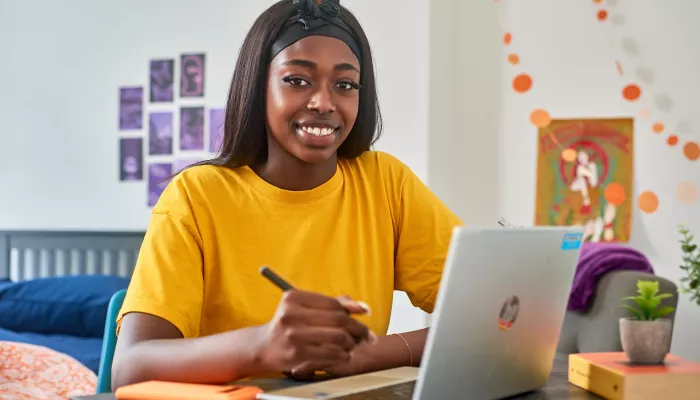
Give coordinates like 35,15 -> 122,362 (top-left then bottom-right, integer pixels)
254,153 -> 338,192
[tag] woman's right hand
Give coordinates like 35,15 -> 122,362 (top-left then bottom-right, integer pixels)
256,290 -> 376,373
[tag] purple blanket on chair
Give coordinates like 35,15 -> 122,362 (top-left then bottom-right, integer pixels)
567,242 -> 654,311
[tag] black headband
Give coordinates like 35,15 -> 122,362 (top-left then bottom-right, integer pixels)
269,0 -> 362,63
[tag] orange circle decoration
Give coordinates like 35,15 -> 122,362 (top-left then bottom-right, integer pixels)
597,10 -> 608,21
513,74 -> 533,93
604,182 -> 626,206
652,122 -> 664,134
508,54 -> 520,65
683,141 -> 700,161
561,148 -> 577,162
530,109 -> 552,128
638,191 -> 659,214
677,182 -> 699,205
504,33 -> 512,45
622,84 -> 642,101
667,135 -> 679,146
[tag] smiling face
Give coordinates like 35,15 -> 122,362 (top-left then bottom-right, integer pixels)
265,35 -> 361,165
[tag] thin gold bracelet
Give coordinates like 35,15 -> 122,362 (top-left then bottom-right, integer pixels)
394,333 -> 413,367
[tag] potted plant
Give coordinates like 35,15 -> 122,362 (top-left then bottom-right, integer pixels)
678,225 -> 700,306
619,280 -> 675,364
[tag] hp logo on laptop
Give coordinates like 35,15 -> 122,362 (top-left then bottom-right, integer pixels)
498,295 -> 520,331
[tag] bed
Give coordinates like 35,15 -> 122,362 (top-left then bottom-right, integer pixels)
0,230 -> 144,374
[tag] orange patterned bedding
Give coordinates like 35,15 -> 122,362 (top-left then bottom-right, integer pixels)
0,341 -> 96,399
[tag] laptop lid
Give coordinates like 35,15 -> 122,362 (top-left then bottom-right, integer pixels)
413,226 -> 583,400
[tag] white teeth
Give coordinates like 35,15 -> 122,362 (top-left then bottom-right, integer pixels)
297,126 -> 336,137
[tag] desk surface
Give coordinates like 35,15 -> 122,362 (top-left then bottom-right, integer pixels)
73,353 -> 601,399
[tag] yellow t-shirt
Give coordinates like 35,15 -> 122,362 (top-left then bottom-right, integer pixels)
117,151 -> 463,339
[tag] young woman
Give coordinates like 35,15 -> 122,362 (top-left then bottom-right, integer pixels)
112,0 -> 462,389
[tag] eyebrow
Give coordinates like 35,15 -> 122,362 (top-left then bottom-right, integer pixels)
282,59 -> 360,73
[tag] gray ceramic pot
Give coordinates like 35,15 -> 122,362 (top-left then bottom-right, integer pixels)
619,318 -> 673,364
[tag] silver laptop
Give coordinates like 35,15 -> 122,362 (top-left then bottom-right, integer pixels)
258,226 -> 584,400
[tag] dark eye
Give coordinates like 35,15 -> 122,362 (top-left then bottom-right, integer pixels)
336,81 -> 361,91
282,76 -> 310,86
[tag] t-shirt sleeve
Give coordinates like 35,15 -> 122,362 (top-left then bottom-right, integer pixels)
116,178 -> 204,339
392,162 -> 464,314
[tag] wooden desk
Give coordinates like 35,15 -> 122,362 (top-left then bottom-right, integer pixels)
72,353 -> 602,399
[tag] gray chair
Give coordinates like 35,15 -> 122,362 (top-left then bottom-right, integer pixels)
557,270 -> 679,354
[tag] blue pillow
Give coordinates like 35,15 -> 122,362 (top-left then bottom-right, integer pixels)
0,275 -> 129,338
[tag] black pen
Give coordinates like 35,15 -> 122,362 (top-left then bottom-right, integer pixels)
260,266 -> 295,291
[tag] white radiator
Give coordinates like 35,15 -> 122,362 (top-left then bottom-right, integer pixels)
9,248 -> 137,281
0,231 -> 144,281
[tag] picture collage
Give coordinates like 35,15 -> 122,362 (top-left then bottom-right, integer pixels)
117,53 -> 225,207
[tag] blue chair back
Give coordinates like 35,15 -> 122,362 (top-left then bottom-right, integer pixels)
96,289 -> 126,393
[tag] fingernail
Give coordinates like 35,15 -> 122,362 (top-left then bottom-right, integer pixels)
357,301 -> 372,315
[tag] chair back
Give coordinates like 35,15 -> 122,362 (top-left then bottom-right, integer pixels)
557,270 -> 678,354
96,289 -> 127,393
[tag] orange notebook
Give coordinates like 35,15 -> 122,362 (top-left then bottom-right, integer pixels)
568,352 -> 700,400
114,381 -> 264,400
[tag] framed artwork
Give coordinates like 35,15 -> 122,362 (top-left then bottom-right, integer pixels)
534,117 -> 634,243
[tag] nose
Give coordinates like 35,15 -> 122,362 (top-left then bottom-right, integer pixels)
307,84 -> 336,114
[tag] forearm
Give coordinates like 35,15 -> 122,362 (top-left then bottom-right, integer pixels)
112,325 -> 267,390
360,328 -> 429,373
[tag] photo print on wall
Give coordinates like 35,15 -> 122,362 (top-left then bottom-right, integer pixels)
118,51 -> 224,208
149,111 -> 174,155
119,87 -> 143,130
180,106 -> 205,150
209,107 -> 225,153
180,53 -> 205,98
119,138 -> 143,181
148,163 -> 173,207
149,59 -> 174,103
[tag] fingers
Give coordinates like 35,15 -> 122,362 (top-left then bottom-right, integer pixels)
286,326 -> 357,352
283,290 -> 344,310
284,290 -> 368,315
281,309 -> 374,345
287,362 -> 326,381
337,295 -> 371,315
300,309 -> 376,344
280,341 -> 350,371
279,291 -> 376,343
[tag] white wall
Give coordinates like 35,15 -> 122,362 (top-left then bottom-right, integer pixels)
428,0 -> 502,227
497,0 -> 700,361
0,0 -> 430,333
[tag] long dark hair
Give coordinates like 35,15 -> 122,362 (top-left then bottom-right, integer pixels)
201,0 -> 382,170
